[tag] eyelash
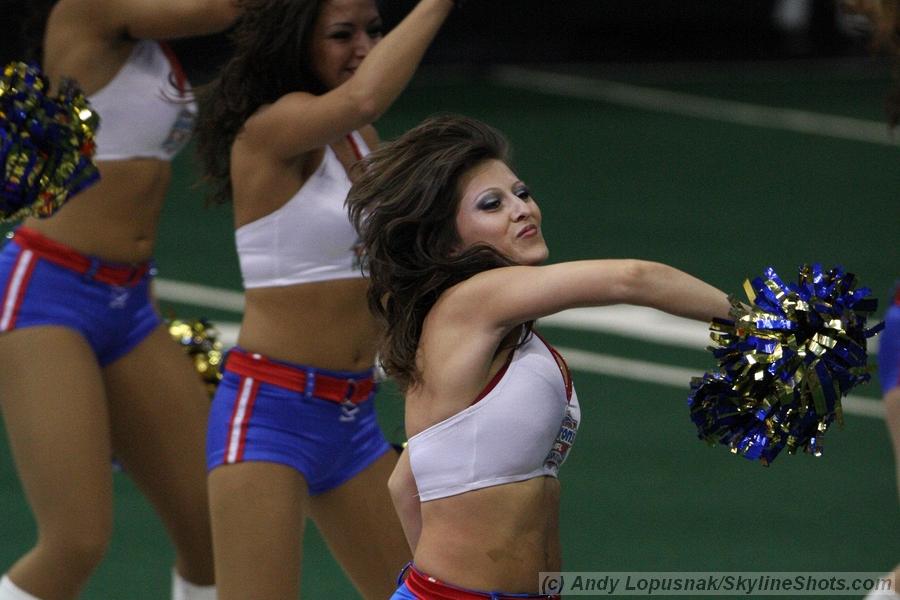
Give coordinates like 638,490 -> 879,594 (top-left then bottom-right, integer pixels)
478,187 -> 532,210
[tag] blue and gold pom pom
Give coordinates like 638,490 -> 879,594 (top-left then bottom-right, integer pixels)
168,318 -> 224,397
1,61 -> 99,222
688,264 -> 883,465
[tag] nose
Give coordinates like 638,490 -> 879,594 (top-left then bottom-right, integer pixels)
510,195 -> 534,222
354,32 -> 377,58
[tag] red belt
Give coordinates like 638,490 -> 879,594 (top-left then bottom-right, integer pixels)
225,348 -> 375,405
13,227 -> 151,287
402,564 -> 560,600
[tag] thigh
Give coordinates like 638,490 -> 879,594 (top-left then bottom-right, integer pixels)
0,326 -> 113,539
208,461 -> 309,600
309,450 -> 411,600
102,325 -> 213,572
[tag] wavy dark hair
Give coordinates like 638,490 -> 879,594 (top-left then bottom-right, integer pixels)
348,114 -> 528,390
195,0 -> 326,205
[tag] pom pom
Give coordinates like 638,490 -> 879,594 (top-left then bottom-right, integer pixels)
1,61 -> 100,222
168,318 -> 224,397
688,264 -> 882,465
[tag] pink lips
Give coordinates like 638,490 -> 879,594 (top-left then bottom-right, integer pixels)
517,224 -> 538,238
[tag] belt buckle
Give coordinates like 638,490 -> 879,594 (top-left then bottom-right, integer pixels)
339,380 -> 360,422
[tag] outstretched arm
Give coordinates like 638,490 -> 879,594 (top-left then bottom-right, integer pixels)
438,259 -> 732,338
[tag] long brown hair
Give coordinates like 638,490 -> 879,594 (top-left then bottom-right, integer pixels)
347,114 -> 523,390
194,0 -> 326,205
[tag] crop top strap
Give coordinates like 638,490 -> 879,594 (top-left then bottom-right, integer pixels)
533,331 -> 573,401
346,131 -> 372,161
157,42 -> 188,97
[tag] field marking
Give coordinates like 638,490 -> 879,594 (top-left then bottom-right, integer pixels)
488,66 -> 896,146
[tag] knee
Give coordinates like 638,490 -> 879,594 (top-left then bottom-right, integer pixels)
37,515 -> 112,576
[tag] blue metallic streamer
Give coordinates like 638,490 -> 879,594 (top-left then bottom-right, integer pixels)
688,264 -> 881,465
1,61 -> 100,222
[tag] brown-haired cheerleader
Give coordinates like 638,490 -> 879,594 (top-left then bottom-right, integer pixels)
194,0 -> 458,598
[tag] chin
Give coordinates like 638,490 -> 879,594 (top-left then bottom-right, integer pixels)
521,250 -> 549,266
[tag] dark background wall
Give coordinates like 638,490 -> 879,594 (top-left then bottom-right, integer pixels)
0,0 -> 871,77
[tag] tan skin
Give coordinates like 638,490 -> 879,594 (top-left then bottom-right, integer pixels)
0,1 -> 238,598
390,159 -> 734,592
206,0 -> 456,598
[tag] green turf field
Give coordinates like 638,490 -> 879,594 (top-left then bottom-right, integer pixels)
1,59 -> 898,598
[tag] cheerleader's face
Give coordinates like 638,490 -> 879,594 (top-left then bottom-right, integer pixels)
310,0 -> 384,90
454,159 -> 549,266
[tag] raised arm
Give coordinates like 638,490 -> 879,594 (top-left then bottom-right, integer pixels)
51,0 -> 241,42
241,0 -> 455,160
388,449 -> 422,554
42,0 -> 239,91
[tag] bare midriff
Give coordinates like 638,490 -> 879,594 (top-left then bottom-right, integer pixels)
414,476 -> 562,593
239,278 -> 380,371
23,159 -> 171,264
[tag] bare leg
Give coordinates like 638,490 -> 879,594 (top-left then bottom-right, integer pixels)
208,462 -> 308,600
309,450 -> 411,600
103,325 -> 215,586
0,327 -> 113,600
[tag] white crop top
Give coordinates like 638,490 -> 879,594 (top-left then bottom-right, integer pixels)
88,40 -> 196,161
236,132 -> 370,288
408,332 -> 581,502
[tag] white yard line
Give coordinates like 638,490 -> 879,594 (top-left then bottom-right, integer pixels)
488,66 -> 896,146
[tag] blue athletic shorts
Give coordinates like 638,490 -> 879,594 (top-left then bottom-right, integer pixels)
206,348 -> 391,495
0,227 -> 161,366
879,290 -> 900,395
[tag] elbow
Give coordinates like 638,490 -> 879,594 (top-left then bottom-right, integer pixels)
347,89 -> 383,124
614,259 -> 672,306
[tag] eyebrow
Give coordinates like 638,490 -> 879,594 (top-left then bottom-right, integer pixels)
327,17 -> 382,29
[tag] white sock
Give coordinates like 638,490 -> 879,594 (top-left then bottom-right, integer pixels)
172,570 -> 217,600
0,576 -> 42,600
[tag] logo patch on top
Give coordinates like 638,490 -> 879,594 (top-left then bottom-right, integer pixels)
544,403 -> 580,475
161,107 -> 196,155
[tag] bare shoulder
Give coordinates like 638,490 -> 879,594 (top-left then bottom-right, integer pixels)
238,91 -> 323,160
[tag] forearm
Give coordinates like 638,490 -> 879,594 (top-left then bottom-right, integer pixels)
348,0 -> 453,118
627,261 -> 733,323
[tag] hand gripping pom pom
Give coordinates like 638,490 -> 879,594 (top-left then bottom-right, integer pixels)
168,318 -> 224,397
688,264 -> 883,465
1,61 -> 100,222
